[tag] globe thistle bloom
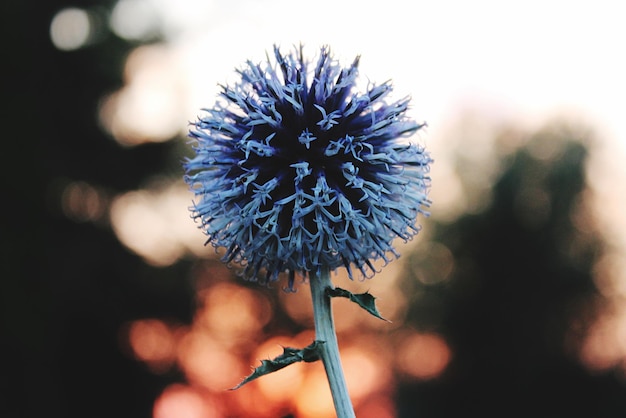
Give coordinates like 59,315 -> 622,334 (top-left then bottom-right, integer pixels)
185,45 -> 432,289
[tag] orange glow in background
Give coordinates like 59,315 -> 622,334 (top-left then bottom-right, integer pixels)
122,261 -> 453,417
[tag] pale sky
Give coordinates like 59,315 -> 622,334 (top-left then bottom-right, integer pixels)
94,0 -> 626,155
171,0 -> 626,151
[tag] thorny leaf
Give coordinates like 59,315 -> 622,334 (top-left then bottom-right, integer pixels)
231,340 -> 324,390
328,287 -> 390,322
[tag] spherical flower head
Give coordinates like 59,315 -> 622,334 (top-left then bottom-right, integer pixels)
185,45 -> 432,289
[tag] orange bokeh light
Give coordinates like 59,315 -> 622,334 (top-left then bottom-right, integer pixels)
395,331 -> 452,380
127,319 -> 177,373
579,310 -> 626,373
177,330 -> 247,392
342,342 -> 393,402
355,394 -> 397,418
153,384 -> 222,418
294,363 -> 336,418
196,282 -> 273,348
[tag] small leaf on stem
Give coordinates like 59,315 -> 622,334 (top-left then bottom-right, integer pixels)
231,340 -> 324,390
327,287 -> 390,322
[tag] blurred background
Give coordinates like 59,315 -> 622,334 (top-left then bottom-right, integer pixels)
3,0 -> 626,417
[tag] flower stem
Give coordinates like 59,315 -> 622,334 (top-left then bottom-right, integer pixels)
310,266 -> 356,418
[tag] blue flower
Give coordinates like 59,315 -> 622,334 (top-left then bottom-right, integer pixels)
185,45 -> 432,289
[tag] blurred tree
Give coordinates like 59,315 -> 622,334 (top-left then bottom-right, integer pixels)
2,1 -> 193,417
397,124 -> 626,417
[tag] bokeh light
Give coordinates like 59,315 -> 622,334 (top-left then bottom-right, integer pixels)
126,319 -> 179,373
98,44 -> 187,146
341,342 -> 393,401
294,364 -> 336,418
109,0 -> 160,41
61,180 -> 108,223
153,384 -> 222,418
195,281 -> 273,347
395,331 -> 452,380
109,181 -> 205,266
177,329 -> 247,392
50,8 -> 92,51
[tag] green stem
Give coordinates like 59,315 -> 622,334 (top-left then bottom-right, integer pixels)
309,266 -> 356,418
